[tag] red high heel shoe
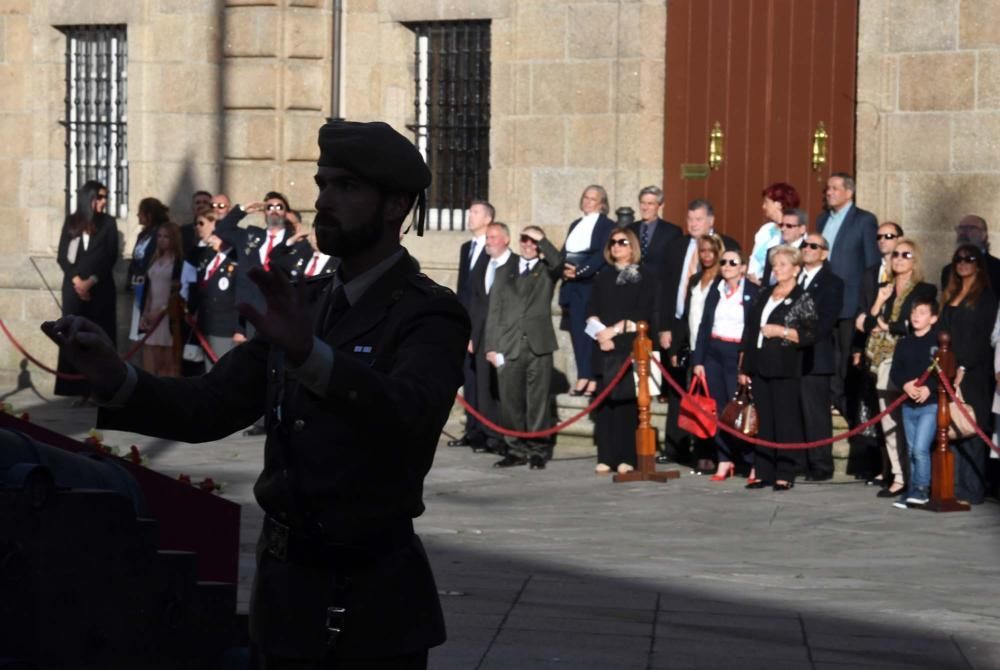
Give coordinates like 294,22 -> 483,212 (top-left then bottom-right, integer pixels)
710,463 -> 735,482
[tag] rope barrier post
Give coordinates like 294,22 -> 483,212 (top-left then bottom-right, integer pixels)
614,321 -> 679,484
926,332 -> 970,513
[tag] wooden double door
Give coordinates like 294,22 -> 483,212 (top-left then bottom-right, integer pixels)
662,0 -> 859,248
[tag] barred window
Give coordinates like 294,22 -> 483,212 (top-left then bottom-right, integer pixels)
59,25 -> 129,219
405,20 -> 491,231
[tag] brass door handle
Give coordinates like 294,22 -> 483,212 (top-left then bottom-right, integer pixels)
812,121 -> 828,171
709,122 -> 723,170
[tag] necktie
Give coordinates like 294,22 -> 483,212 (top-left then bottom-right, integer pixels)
521,261 -> 531,276
205,254 -> 223,280
263,233 -> 277,271
798,272 -> 806,287
468,241 -> 476,267
640,224 -> 651,257
305,253 -> 320,277
321,284 -> 350,334
485,259 -> 498,293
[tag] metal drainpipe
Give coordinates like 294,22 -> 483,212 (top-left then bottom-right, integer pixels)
328,0 -> 343,122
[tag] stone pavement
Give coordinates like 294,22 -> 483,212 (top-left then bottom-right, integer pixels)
7,391 -> 1000,670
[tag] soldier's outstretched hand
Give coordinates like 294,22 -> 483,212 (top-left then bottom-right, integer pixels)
40,315 -> 127,397
239,266 -> 314,366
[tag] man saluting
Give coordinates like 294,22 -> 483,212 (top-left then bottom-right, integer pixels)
42,121 -> 470,669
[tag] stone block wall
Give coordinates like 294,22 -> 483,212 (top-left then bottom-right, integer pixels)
857,0 -> 1000,278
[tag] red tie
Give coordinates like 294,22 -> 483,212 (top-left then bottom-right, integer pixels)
263,233 -> 277,271
206,254 -> 224,280
305,254 -> 320,277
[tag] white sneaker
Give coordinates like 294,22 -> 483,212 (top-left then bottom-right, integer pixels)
905,493 -> 929,505
595,463 -> 611,474
892,499 -> 908,510
617,463 -> 635,474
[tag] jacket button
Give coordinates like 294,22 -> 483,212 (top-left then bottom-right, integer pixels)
293,419 -> 305,431
348,390 -> 358,401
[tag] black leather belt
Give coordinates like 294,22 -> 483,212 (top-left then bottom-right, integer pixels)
261,515 -> 415,570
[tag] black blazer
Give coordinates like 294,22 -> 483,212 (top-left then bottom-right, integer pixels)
801,262 -> 845,376
740,284 -> 817,379
816,203 -> 880,319
627,217 -> 682,270
690,278 -> 760,366
557,213 -> 616,306
456,238 -> 488,310
98,250 -> 468,659
483,238 -> 562,359
660,232 -> 741,334
189,247 -> 240,337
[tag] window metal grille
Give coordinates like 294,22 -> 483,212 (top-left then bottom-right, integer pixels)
59,25 -> 129,219
405,20 -> 491,231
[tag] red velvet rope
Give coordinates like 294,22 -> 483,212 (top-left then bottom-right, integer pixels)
0,313 -> 167,382
936,368 -> 1000,456
183,314 -> 220,364
653,356 -> 932,450
455,355 -> 634,439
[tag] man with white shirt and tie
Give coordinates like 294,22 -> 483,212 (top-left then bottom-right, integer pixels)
798,232 -> 845,481
484,226 -> 562,469
468,221 -> 513,453
449,200 -> 494,448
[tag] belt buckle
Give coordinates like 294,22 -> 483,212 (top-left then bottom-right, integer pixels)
326,606 -> 347,649
266,518 -> 289,561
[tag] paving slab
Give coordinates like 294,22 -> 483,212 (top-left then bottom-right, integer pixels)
5,392 -> 1000,669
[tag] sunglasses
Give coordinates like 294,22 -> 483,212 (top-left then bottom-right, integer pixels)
96,193 -> 108,201
196,220 -> 212,227
519,235 -> 537,244
954,254 -> 978,264
802,242 -> 827,251
266,203 -> 286,211
891,250 -> 914,259
211,202 -> 228,209
778,222 -> 803,229
720,259 -> 742,267
609,238 -> 630,247
877,233 -> 899,241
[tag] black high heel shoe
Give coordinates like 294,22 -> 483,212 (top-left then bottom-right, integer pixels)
569,379 -> 590,397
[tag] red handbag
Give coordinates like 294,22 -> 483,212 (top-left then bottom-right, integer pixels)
678,374 -> 717,439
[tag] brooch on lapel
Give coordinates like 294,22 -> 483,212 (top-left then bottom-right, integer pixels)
783,298 -> 792,306
218,277 -> 230,291
227,264 -> 236,273
352,345 -> 373,353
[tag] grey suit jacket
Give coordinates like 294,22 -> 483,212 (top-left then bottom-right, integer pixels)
483,238 -> 562,360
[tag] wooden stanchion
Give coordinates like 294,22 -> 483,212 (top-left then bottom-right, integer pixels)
926,332 -> 970,512
614,321 -> 680,484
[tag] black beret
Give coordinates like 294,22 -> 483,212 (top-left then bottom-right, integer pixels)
317,120 -> 431,194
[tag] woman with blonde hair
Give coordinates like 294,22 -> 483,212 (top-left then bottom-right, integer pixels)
587,227 -> 657,474
861,237 -> 937,499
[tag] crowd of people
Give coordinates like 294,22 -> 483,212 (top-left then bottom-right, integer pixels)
52,171 -> 1000,506
450,175 -> 1000,507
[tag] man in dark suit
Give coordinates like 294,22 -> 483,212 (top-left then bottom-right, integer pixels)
816,172 -> 879,417
484,225 -> 562,469
657,199 -> 739,464
799,233 -> 845,481
468,221 -> 515,453
938,215 -> 1000,291
43,120 -> 468,669
449,200 -> 493,448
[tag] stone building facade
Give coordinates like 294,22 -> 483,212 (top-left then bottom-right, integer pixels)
0,0 -> 993,388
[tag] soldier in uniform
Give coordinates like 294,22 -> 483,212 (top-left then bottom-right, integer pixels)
41,120 -> 470,669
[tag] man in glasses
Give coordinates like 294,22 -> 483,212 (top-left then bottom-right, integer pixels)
761,208 -> 808,286
816,172 -> 879,418
483,226 -> 562,469
938,215 -> 1000,292
180,190 -> 214,256
799,233 -> 845,481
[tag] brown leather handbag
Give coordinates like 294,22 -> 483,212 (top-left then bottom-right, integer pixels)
720,382 -> 760,437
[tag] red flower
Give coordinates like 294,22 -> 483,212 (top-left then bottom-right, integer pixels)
127,446 -> 142,464
198,477 -> 217,492
19,412 -> 30,422
178,474 -> 192,485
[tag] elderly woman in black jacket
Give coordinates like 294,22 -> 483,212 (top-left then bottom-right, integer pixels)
739,245 -> 817,490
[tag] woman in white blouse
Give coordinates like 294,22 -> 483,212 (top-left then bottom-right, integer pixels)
558,185 -> 616,397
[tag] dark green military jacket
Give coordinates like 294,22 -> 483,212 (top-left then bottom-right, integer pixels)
99,249 -> 470,660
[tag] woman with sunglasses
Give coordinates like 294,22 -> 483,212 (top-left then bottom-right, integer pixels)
940,244 -> 999,505
673,233 -> 725,474
54,180 -> 121,404
586,228 -> 657,474
862,238 -> 937,499
739,245 -> 816,490
691,249 -> 759,480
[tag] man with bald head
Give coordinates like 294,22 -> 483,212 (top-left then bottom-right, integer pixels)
939,215 -> 1000,291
